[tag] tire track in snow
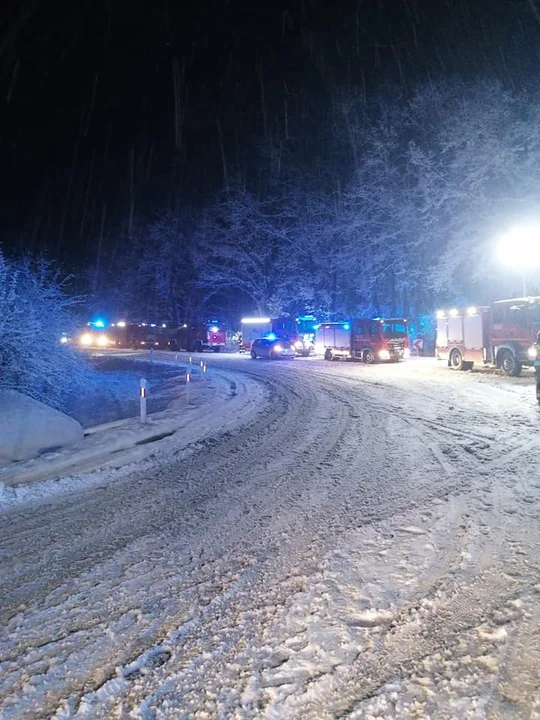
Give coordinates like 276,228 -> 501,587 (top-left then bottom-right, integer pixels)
2,356 -> 540,719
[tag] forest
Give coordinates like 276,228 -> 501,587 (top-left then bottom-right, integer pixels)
87,78 -> 540,329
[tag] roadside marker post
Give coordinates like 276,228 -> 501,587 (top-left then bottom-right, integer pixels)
139,378 -> 147,424
150,347 -> 154,364
186,371 -> 191,404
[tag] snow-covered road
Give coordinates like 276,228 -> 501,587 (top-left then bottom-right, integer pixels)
1,355 -> 540,719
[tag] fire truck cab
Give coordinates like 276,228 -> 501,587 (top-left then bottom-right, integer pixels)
436,297 -> 540,376
318,318 -> 409,362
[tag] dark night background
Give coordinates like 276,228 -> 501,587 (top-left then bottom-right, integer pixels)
1,0 -> 540,325
0,0 -> 538,263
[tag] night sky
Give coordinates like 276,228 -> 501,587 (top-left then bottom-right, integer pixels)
1,0 -> 539,267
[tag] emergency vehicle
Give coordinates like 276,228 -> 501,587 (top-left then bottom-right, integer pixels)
239,317 -> 272,352
170,320 -> 227,353
240,316 -> 317,355
317,318 -> 410,362
436,297 -> 540,376
109,322 -> 171,349
77,320 -> 114,348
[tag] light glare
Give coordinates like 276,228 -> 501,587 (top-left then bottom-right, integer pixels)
498,226 -> 540,268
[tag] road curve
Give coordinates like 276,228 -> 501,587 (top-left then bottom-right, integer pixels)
1,355 -> 540,719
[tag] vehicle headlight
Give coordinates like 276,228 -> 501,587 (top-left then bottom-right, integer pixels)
96,334 -> 109,347
80,333 -> 93,346
403,348 -> 410,358
528,346 -> 538,360
294,341 -> 304,349
378,350 -> 391,360
274,345 -> 283,352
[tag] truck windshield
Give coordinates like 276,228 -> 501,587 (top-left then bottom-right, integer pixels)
273,320 -> 296,337
381,321 -> 408,338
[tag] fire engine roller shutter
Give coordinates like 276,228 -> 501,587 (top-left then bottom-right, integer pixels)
448,317 -> 463,344
436,318 -> 448,347
463,314 -> 483,350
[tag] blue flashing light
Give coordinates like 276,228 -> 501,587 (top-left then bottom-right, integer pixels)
343,324 -> 350,330
93,319 -> 105,328
265,332 -> 277,341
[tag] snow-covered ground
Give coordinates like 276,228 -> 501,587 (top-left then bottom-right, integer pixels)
1,354 -> 540,719
66,355 -> 190,429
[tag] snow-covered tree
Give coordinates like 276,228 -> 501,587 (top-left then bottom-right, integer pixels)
0,249 -> 92,410
194,184 -> 294,316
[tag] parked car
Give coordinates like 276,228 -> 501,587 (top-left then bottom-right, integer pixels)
250,338 -> 295,359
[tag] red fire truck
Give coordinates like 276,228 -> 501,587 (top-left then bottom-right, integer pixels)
436,297 -> 540,376
109,322 -> 171,349
317,318 -> 410,362
170,320 -> 227,353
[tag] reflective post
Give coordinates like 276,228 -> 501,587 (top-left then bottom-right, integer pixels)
139,378 -> 147,423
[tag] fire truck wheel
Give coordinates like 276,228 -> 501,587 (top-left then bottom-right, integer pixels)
324,349 -> 333,361
250,350 -> 257,359
499,350 -> 522,377
449,348 -> 464,371
363,349 -> 375,364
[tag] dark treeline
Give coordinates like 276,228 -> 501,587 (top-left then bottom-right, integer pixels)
88,78 -> 540,328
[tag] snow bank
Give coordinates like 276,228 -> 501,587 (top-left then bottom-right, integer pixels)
0,365 -> 267,505
0,390 -> 83,463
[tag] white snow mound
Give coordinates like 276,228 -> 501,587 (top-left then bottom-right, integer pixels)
0,390 -> 83,463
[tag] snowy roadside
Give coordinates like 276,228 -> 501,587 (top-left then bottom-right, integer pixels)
66,355 -> 189,428
2,354 -> 540,718
0,360 -> 267,507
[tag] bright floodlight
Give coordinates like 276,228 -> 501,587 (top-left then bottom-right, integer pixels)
498,226 -> 540,268
241,317 -> 270,324
117,320 -> 126,328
